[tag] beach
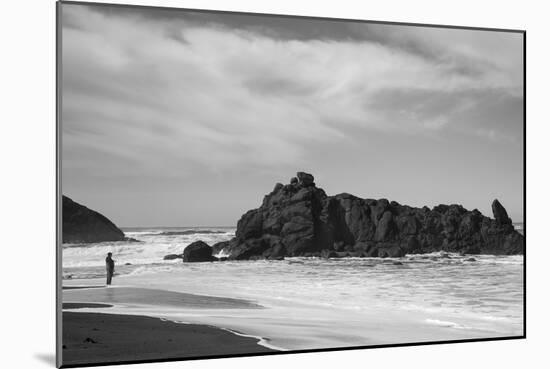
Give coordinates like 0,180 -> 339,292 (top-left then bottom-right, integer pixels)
61,287 -> 276,366
61,227 -> 524,365
62,311 -> 275,366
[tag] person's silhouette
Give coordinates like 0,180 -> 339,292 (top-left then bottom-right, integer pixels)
105,252 -> 115,285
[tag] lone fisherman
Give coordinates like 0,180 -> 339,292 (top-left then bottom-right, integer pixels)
106,252 -> 115,285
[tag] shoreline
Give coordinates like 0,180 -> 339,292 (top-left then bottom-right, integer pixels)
61,252 -> 523,354
62,311 -> 277,366
63,302 -> 113,309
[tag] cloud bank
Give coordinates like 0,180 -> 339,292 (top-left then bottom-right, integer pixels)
61,4 -> 524,225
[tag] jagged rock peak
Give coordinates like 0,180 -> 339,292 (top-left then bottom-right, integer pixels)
296,172 -> 315,187
492,199 -> 512,225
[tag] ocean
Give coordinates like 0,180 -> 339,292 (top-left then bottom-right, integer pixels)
62,225 -> 524,350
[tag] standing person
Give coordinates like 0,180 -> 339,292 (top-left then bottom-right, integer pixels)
105,252 -> 115,286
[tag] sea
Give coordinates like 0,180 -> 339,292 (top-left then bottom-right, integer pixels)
62,224 -> 524,350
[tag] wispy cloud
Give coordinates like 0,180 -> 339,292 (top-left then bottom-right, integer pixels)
62,5 -> 522,177
61,4 -> 523,224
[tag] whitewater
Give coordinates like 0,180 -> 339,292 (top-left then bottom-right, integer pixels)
62,226 -> 524,350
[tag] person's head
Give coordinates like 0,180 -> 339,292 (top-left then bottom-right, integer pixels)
107,252 -> 112,257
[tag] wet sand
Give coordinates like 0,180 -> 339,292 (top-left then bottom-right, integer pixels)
62,312 -> 276,366
63,302 -> 113,309
63,286 -> 106,290
63,286 -> 263,309
61,286 -> 275,366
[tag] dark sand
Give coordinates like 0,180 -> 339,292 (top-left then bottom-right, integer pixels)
63,303 -> 113,309
63,286 -> 105,290
62,312 -> 276,366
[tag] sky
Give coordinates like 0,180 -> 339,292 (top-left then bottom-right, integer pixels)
61,3 -> 524,227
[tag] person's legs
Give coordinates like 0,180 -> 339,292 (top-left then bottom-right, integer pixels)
106,272 -> 112,285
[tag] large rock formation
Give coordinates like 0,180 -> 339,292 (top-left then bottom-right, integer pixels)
62,196 -> 126,243
214,172 -> 524,260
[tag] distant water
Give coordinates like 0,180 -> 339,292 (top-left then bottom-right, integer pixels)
63,227 -> 235,268
63,225 -> 524,350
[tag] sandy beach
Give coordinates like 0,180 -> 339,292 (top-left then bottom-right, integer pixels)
61,232 -> 524,365
62,311 -> 275,366
61,286 -> 279,366
62,261 -> 523,359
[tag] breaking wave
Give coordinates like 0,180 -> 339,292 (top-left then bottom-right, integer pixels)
62,226 -> 523,338
63,227 -> 235,268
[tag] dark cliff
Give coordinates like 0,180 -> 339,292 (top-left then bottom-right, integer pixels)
215,172 -> 523,260
62,196 -> 126,243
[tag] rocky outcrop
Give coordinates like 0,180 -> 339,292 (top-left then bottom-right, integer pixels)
62,196 -> 126,243
163,254 -> 183,260
218,172 -> 524,260
492,199 -> 512,226
182,241 -> 215,262
212,241 -> 230,256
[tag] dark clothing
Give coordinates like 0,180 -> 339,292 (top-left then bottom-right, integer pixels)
106,256 -> 115,285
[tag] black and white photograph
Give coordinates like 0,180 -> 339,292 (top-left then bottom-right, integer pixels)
58,1 -> 524,367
